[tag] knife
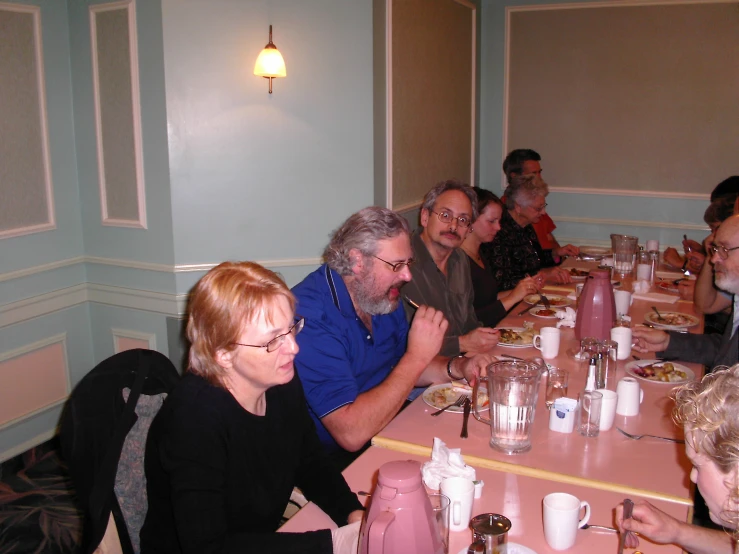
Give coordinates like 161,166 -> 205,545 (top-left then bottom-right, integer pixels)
460,397 -> 471,439
516,303 -> 533,316
539,293 -> 552,309
617,498 -> 634,554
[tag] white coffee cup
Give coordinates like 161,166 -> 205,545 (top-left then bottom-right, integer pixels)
636,263 -> 652,281
543,492 -> 591,550
616,377 -> 644,416
534,327 -> 561,359
613,290 -> 632,318
440,477 -> 475,532
610,327 -> 632,361
596,388 -> 618,431
646,240 -> 660,252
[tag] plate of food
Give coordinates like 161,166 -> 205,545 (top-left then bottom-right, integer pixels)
656,280 -> 680,293
523,294 -> 572,307
568,267 -> 590,280
643,311 -> 699,330
579,246 -> 611,261
530,307 -> 561,319
497,327 -> 536,348
423,383 -> 489,413
625,360 -> 695,384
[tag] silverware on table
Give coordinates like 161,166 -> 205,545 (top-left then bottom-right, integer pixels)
617,499 -> 634,554
516,303 -> 533,316
616,427 -> 685,443
651,306 -> 665,321
430,395 -> 467,416
539,293 -> 551,309
632,355 -> 641,361
460,397 -> 471,438
582,523 -> 618,532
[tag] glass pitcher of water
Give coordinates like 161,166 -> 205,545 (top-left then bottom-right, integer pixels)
472,361 -> 542,454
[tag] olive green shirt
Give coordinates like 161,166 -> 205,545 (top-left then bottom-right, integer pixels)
402,229 -> 482,356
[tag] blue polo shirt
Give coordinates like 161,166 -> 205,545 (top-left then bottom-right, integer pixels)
292,265 -> 409,453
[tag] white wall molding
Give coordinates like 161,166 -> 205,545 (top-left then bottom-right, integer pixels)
508,0 -> 735,14
112,328 -> 157,351
549,187 -> 710,200
0,256 -> 85,283
90,0 -> 147,229
87,283 -> 180,314
0,428 -> 56,463
0,284 -> 87,328
86,255 -> 173,272
173,257 -> 323,273
0,3 -> 56,240
555,215 -> 709,231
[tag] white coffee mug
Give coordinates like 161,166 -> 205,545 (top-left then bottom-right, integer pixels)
534,327 -> 561,359
440,477 -> 475,532
543,492 -> 591,550
596,388 -> 618,431
616,377 -> 644,416
646,240 -> 660,252
610,327 -> 633,361
613,290 -> 632,318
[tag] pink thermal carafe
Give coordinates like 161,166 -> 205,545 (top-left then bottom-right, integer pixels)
358,460 -> 446,554
575,269 -> 616,340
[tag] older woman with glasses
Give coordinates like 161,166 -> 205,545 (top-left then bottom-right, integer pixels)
141,262 -> 363,554
481,174 -> 579,291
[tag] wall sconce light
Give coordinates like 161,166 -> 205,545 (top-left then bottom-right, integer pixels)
253,25 -> 286,94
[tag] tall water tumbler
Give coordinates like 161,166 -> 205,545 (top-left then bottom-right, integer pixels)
473,361 -> 542,454
611,234 -> 639,277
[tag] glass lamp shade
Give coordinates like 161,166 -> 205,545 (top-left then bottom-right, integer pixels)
253,46 -> 286,78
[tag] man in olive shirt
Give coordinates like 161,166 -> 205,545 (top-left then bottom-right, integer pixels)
402,180 -> 500,357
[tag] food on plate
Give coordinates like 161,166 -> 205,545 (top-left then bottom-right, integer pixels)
656,281 -> 679,293
632,362 -> 687,382
647,312 -> 695,327
569,268 -> 589,277
499,327 -> 535,345
534,308 -> 558,317
425,385 -> 488,409
548,297 -> 569,307
524,294 -> 570,307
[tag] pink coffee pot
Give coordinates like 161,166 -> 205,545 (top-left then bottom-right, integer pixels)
575,268 -> 616,340
358,460 -> 447,554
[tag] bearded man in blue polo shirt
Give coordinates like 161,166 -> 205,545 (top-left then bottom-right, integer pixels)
293,207 -> 493,467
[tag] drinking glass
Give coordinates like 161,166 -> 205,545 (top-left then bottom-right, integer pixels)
574,337 -> 598,362
546,368 -> 569,409
577,391 -> 603,437
428,494 -> 450,554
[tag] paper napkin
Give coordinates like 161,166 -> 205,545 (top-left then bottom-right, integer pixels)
421,437 -> 476,489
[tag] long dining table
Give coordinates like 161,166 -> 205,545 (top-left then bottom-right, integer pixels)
283,261 -> 705,552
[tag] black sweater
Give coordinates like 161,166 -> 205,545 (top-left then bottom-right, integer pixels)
140,372 -> 362,554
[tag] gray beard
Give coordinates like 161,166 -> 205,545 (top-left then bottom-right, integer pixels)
349,273 -> 398,316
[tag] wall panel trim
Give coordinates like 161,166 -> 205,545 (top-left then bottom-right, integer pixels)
112,328 -> 157,351
0,2 -> 55,240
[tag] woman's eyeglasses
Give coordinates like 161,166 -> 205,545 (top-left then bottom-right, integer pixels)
233,317 -> 305,353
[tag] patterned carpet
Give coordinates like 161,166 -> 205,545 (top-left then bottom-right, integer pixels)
0,438 -> 81,554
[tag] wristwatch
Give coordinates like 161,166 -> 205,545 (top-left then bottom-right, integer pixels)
446,354 -> 466,380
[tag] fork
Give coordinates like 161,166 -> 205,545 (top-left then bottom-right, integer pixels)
431,395 -> 467,416
616,427 -> 685,443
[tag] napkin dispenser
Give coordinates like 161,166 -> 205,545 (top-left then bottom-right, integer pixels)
358,460 -> 445,554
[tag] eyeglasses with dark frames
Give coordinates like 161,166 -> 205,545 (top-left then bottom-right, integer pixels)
531,203 -> 548,213
709,243 -> 739,261
233,316 -> 305,353
372,255 -> 415,272
431,210 -> 472,228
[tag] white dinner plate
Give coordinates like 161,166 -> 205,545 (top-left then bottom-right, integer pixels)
457,543 -> 537,554
523,294 -> 572,308
643,311 -> 699,330
530,307 -> 561,319
625,360 -> 695,385
422,384 -> 489,413
497,327 -> 535,348
655,280 -> 680,294
578,246 -> 611,261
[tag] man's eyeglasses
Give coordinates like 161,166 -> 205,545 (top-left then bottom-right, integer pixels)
432,210 -> 472,228
709,243 -> 739,261
373,255 -> 415,272
531,203 -> 548,213
233,317 -> 305,353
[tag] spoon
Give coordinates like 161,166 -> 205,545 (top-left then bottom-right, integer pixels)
651,306 -> 665,322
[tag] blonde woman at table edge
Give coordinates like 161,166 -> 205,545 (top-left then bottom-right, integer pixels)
140,262 -> 364,554
616,365 -> 739,554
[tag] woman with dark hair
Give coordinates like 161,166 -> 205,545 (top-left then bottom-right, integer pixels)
140,261 -> 363,554
461,187 -> 540,326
